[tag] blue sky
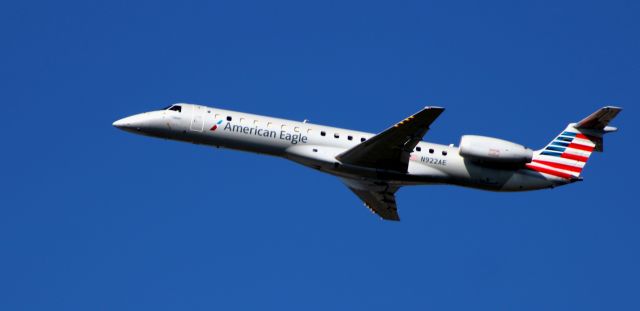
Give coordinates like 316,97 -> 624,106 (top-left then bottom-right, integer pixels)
1,0 -> 638,310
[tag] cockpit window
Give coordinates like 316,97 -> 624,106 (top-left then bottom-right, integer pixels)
166,105 -> 182,112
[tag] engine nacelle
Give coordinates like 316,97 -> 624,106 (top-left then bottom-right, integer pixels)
459,135 -> 533,164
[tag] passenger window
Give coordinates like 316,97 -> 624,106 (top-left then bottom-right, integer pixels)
294,127 -> 300,132
334,133 -> 340,139
281,124 -> 287,130
307,129 -> 313,134
321,131 -> 326,136
416,147 -> 421,152
267,122 -> 273,128
215,114 -> 221,119
240,118 -> 246,124
253,120 -> 259,125
226,116 -> 232,121
429,149 -> 434,154
442,150 -> 448,156
347,135 -> 353,141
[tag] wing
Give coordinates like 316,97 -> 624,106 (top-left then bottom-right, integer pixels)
336,106 -> 444,172
341,178 -> 401,221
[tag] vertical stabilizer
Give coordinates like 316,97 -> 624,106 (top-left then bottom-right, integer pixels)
526,106 -> 621,180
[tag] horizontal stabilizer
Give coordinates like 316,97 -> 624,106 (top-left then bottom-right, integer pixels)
575,106 -> 622,130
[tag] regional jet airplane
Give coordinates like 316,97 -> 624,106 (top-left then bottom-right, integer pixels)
114,104 -> 621,220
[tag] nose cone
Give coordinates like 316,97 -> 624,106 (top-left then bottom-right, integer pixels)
112,118 -> 128,128
112,114 -> 149,132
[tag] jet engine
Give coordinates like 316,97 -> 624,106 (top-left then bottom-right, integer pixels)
459,135 -> 533,164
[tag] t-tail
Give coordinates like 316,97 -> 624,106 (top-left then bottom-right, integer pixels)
526,106 -> 622,181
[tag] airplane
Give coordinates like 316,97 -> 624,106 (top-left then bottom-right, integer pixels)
113,104 -> 621,221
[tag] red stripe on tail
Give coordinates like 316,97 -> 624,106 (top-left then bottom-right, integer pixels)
561,153 -> 589,162
568,143 -> 594,152
526,163 -> 574,179
531,160 -> 582,173
575,133 -> 597,141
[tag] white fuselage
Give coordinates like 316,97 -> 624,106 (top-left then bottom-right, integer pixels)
114,103 -> 567,192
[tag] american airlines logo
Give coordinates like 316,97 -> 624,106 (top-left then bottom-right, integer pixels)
210,120 -> 223,131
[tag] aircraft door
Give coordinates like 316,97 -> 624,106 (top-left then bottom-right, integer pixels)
190,105 -> 204,132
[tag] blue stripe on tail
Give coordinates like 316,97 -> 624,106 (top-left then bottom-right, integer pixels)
541,151 -> 562,157
545,146 -> 566,152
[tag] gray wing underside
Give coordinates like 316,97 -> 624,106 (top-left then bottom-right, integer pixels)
341,178 -> 401,221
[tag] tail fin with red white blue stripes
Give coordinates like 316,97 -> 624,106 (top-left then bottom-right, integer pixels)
526,106 -> 621,180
